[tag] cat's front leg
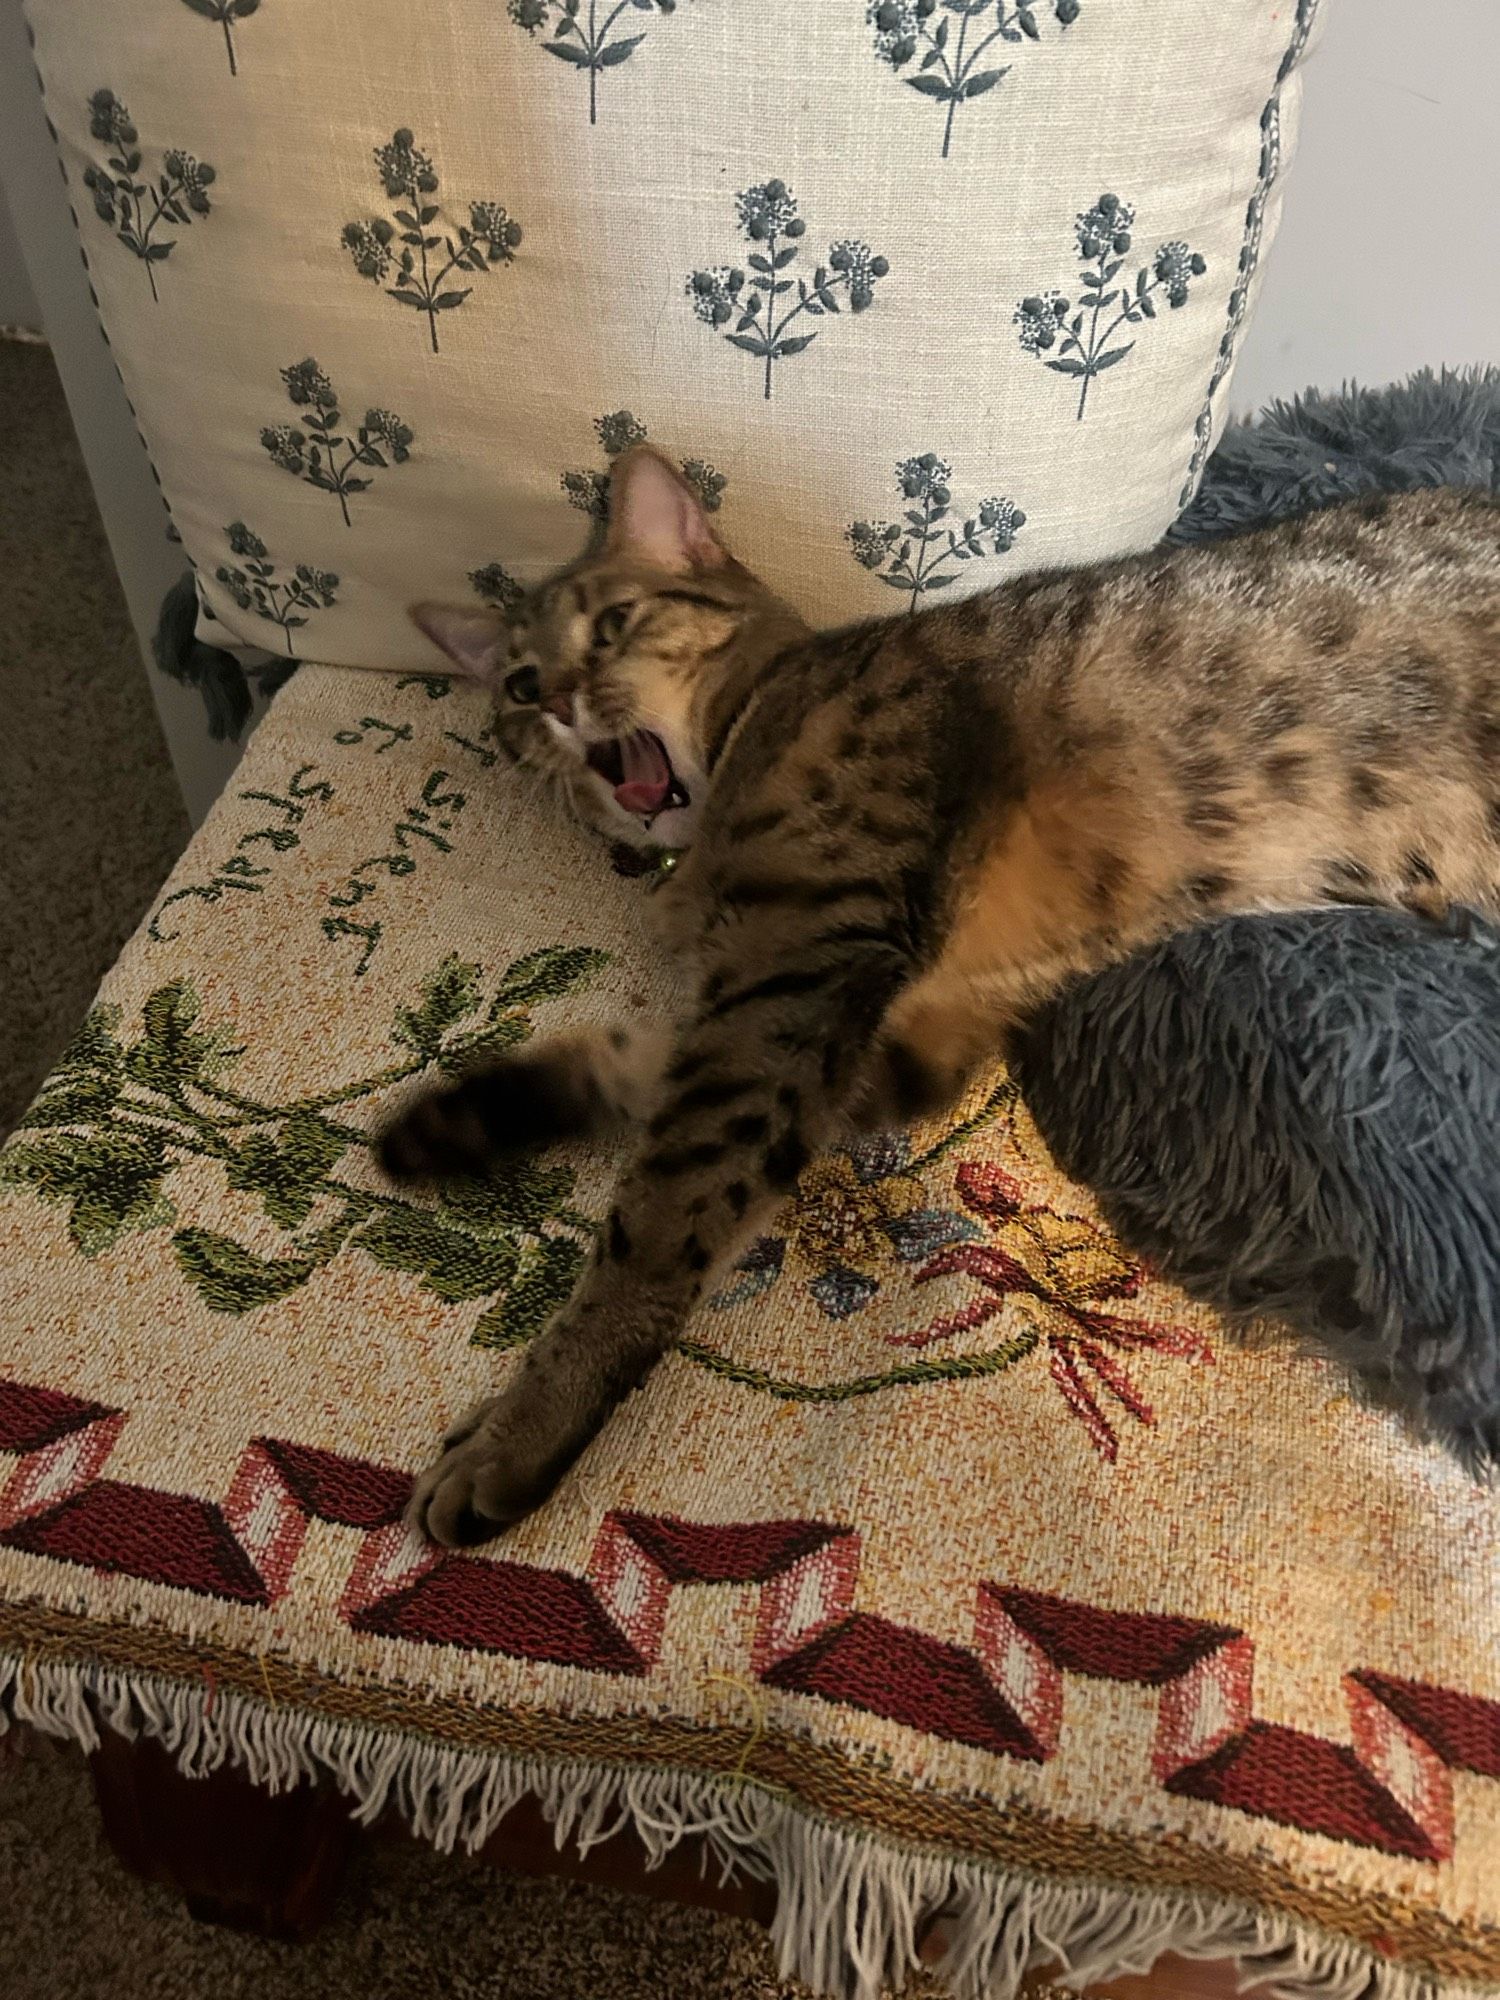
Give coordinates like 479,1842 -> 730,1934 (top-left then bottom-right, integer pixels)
406,1162 -> 795,1546
405,970 -> 879,1545
407,1251 -> 695,1545
379,1020 -> 670,1178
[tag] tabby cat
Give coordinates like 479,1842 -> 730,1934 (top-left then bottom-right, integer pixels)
390,445 -> 1500,1546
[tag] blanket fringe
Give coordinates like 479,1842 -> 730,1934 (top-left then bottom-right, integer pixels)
1,1649 -> 1473,2000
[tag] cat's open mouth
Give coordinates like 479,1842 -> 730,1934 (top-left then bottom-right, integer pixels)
585,729 -> 690,823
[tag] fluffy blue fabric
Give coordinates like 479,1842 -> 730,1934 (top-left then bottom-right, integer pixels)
1017,368 -> 1500,1469
1170,365 -> 1500,545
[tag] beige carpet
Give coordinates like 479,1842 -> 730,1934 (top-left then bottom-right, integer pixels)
0,1741 -> 809,2000
0,331 -> 817,2000
0,336 -> 188,1137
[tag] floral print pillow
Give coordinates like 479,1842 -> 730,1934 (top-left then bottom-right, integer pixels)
24,0 -> 1325,749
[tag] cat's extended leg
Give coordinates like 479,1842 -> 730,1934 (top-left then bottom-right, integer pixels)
405,951 -> 898,1546
379,1021 -> 670,1179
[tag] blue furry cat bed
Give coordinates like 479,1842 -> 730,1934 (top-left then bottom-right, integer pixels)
1016,368 -> 1500,1470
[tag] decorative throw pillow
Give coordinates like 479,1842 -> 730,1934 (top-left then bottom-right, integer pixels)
24,0 -> 1325,691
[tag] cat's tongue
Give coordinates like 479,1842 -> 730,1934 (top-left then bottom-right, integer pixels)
613,731 -> 673,817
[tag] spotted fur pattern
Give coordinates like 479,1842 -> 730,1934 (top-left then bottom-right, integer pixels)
394,449 -> 1500,1545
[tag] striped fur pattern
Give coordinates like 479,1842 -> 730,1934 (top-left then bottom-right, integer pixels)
393,447 -> 1500,1545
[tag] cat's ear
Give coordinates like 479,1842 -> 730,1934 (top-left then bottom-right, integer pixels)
408,603 -> 506,685
606,445 -> 727,574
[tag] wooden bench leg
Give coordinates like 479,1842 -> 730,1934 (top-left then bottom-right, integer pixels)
88,1727 -> 358,1940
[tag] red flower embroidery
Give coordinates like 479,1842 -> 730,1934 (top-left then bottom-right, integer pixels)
900,1156 -> 1212,1460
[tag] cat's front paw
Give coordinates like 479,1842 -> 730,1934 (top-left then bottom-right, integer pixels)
379,1083 -> 497,1181
379,1051 -> 589,1184
406,1395 -> 554,1547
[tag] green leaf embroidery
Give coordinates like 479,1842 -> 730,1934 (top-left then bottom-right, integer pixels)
125,981 -> 233,1092
174,1228 -> 317,1312
491,945 -> 609,1009
438,1159 -> 576,1234
356,1209 -> 517,1303
437,1014 -> 531,1074
471,1236 -> 585,1349
17,1005 -> 125,1129
60,1005 -> 127,1073
0,1129 -> 173,1257
17,1071 -> 121,1129
0,951 -> 609,1318
224,1113 -> 345,1227
392,954 -> 484,1057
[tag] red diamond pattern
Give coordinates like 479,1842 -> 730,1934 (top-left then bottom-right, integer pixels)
2,1374 -> 1496,1861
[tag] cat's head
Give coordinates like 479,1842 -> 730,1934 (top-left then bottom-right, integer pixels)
412,446 -> 808,851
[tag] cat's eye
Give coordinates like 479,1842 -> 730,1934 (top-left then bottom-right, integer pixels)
505,666 -> 540,706
592,604 -> 631,650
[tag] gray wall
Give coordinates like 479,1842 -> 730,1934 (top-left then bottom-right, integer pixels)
0,186 -> 41,327
1233,0 -> 1498,412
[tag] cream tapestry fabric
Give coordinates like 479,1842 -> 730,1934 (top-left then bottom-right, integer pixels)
25,0 -> 1323,686
2,670 -> 1497,2000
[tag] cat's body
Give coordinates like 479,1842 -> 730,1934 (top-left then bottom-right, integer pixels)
393,451 -> 1500,1545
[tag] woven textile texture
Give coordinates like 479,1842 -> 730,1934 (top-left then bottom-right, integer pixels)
2,666 -> 1497,2000
25,0 -> 1321,701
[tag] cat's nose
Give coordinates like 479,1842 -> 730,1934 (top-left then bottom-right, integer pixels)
544,692 -> 576,727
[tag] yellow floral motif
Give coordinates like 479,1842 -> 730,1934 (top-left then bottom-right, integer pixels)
714,1123 -> 990,1323
784,1151 -> 928,1278
989,1199 -> 1141,1313
897,1107 -> 1214,1459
